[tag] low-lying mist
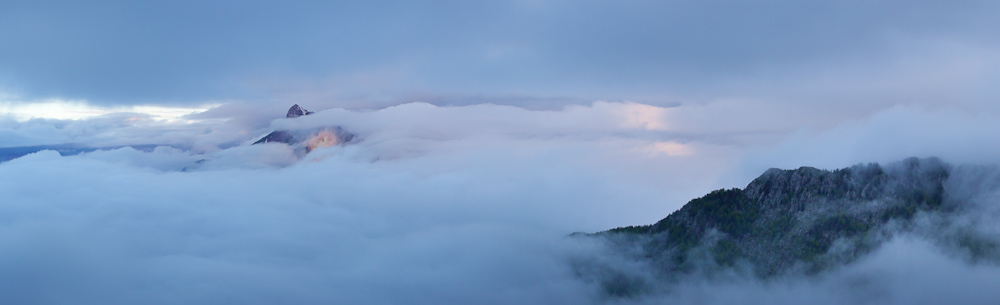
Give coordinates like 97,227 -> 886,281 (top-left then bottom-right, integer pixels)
2,102 -> 1000,304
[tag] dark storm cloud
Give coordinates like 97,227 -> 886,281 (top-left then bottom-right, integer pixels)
3,0 -> 1000,107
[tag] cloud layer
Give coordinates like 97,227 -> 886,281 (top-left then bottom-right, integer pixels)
2,101 -> 1000,303
3,1 -> 1000,302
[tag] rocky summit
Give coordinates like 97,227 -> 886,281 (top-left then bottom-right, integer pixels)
286,104 -> 314,118
253,104 -> 355,152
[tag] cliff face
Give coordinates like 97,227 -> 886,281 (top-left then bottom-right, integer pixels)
602,157 -> 951,278
285,104 -> 313,118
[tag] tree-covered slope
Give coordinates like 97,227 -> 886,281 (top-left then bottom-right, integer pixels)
597,157 -> 953,280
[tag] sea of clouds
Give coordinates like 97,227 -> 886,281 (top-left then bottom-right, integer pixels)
2,101 -> 1000,304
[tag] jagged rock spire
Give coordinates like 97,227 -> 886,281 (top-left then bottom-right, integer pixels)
286,104 -> 314,118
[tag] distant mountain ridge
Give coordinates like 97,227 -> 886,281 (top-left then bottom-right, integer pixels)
587,157 -> 994,296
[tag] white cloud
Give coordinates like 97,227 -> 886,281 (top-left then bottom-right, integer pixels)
732,105 -> 1000,184
3,100 -> 1000,303
0,99 -> 218,122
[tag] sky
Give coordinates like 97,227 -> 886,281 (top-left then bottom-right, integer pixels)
3,1 -> 1000,111
2,1 -> 1000,304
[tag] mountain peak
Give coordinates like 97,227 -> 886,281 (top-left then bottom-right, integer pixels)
593,157 -> 956,293
286,104 -> 314,118
254,104 -> 354,152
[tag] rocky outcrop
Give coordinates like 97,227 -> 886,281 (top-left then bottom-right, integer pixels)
285,104 -> 313,118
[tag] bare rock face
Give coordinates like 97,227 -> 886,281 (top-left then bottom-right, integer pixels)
253,130 -> 294,145
286,104 -> 314,118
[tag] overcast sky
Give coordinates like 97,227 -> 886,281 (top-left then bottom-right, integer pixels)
3,1 -> 1000,112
